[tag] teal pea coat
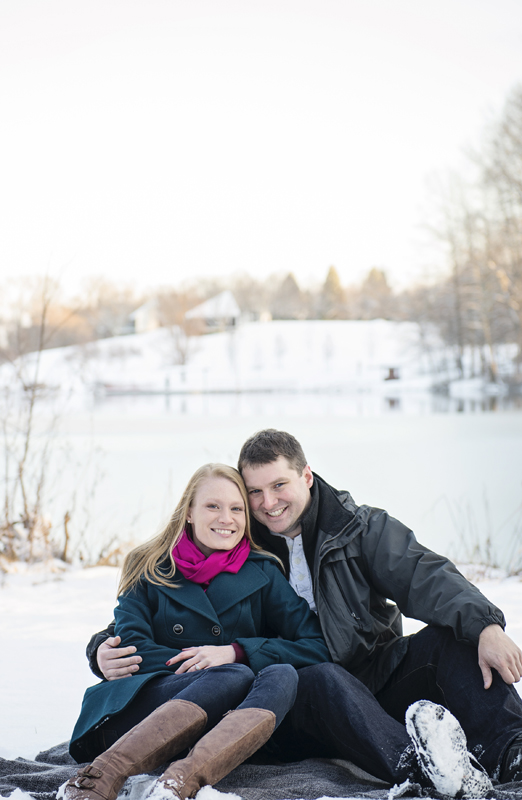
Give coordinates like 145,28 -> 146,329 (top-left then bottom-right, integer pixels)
70,551 -> 330,761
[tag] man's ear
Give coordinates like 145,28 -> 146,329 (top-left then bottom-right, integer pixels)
303,465 -> 314,488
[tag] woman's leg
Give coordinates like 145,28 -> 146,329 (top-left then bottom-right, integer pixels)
149,665 -> 299,800
236,663 -> 298,728
97,664 -> 255,751
64,665 -> 257,800
64,699 -> 208,800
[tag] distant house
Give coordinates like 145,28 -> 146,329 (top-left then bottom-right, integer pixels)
128,299 -> 160,334
185,291 -> 241,333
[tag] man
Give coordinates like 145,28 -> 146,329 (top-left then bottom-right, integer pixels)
87,429 -> 522,792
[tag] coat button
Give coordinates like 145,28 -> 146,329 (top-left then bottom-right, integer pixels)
211,625 -> 221,636
173,624 -> 184,635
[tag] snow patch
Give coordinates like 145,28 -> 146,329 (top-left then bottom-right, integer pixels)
119,774 -> 157,800
194,786 -> 243,799
387,779 -> 413,799
0,790 -> 34,800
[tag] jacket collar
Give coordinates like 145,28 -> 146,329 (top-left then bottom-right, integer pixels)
154,556 -> 270,622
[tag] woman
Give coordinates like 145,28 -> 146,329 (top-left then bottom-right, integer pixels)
64,464 -> 330,800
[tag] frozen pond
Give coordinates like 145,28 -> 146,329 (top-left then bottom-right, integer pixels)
47,392 -> 522,572
94,388 -> 522,417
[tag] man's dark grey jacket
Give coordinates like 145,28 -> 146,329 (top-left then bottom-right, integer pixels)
251,473 -> 505,695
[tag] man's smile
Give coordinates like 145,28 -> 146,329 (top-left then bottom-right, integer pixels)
266,506 -> 287,518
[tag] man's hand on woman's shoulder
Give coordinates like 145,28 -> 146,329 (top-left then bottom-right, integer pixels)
97,635 -> 142,681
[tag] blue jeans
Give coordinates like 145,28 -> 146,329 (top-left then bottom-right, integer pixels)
95,663 -> 297,757
274,627 -> 522,783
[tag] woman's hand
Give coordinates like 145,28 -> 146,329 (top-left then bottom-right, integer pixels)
166,645 -> 236,674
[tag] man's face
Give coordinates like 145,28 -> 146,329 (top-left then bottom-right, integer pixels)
241,456 -> 313,538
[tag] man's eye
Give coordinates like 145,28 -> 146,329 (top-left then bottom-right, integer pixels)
275,483 -> 285,489
249,489 -> 260,494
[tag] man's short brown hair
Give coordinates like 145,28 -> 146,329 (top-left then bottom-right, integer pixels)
238,429 -> 308,474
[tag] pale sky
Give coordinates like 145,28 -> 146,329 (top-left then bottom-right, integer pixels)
1,0 -> 522,297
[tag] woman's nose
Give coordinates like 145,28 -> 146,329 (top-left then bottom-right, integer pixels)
218,508 -> 233,523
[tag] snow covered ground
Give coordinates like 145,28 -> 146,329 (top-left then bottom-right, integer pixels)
6,318 -> 519,412
0,320 -> 441,402
2,319 -> 518,407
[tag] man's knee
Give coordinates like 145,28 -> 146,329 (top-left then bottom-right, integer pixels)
297,662 -> 364,700
411,625 -> 459,649
410,626 -> 478,665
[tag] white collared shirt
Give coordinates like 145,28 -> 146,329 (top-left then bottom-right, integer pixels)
271,531 -> 317,613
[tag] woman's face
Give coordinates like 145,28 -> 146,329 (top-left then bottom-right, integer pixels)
188,476 -> 247,557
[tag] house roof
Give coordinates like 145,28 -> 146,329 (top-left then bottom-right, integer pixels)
185,290 -> 241,320
129,299 -> 158,320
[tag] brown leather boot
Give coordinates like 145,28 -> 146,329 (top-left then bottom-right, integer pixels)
148,707 -> 276,800
63,699 -> 207,800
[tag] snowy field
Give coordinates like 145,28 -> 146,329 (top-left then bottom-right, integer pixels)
1,563 -> 521,793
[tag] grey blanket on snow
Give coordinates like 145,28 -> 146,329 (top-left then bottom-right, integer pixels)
1,743 -> 522,800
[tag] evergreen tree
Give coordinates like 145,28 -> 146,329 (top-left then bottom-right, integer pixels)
320,265 -> 346,319
270,272 -> 305,319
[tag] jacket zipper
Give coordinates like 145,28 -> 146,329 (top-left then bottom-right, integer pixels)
332,569 -> 362,627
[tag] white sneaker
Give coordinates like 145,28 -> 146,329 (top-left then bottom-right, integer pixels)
405,700 -> 493,798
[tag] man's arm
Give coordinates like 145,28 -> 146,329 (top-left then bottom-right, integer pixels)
86,621 -> 142,680
478,624 -> 522,687
360,507 -> 521,686
361,508 -> 506,641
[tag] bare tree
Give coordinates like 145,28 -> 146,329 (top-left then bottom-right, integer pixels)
0,277 -> 63,562
156,286 -> 207,365
78,277 -> 144,339
418,92 -> 522,383
0,277 -> 103,566
480,85 -> 522,368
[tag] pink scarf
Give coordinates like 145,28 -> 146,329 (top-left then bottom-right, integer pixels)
172,530 -> 250,589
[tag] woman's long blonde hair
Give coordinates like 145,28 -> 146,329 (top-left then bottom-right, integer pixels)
118,463 -> 276,596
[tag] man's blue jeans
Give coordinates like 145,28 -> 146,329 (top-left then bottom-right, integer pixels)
93,663 -> 297,758
277,627 -> 522,783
